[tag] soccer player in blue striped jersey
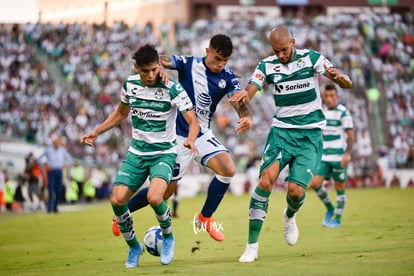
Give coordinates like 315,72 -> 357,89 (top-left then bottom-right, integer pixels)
308,84 -> 355,228
231,26 -> 352,262
123,34 -> 252,242
81,44 -> 199,268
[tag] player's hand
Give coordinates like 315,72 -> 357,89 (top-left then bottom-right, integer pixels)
229,90 -> 249,104
80,131 -> 98,147
159,69 -> 170,84
183,140 -> 198,155
236,116 -> 253,134
324,64 -> 342,80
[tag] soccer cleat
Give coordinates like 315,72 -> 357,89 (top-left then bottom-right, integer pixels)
125,243 -> 143,268
283,208 -> 299,246
239,243 -> 259,262
325,219 -> 341,228
322,210 -> 334,227
160,235 -> 175,265
112,217 -> 121,236
196,213 -> 224,242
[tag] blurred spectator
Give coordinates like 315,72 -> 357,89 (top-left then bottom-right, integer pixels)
4,174 -> 14,211
13,174 -> 26,211
37,136 -> 72,213
25,152 -> 45,210
69,161 -> 86,202
0,11 -> 413,191
0,170 -> 6,212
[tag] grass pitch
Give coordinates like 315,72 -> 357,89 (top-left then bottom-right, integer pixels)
1,187 -> 413,275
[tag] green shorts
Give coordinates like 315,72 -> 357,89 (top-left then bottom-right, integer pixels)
315,160 -> 348,182
260,127 -> 322,188
113,151 -> 177,193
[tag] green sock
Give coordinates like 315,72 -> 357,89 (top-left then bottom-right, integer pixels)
315,185 -> 334,212
335,190 -> 346,223
112,204 -> 139,248
286,193 -> 305,218
152,201 -> 173,238
248,187 -> 271,244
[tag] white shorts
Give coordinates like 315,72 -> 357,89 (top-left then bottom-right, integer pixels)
172,130 -> 229,181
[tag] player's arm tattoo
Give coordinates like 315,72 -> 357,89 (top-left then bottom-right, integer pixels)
345,129 -> 355,154
231,100 -> 251,118
159,55 -> 173,69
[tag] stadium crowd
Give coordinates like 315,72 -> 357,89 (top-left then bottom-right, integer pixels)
0,11 -> 413,200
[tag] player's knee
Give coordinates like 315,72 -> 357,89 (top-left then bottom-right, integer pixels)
288,184 -> 305,200
111,195 -> 126,206
223,162 -> 236,177
258,179 -> 273,192
147,194 -> 163,206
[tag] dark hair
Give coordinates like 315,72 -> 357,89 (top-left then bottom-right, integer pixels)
324,83 -> 337,92
132,44 -> 159,67
210,34 -> 233,57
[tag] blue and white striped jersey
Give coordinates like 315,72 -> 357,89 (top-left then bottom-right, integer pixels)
169,55 -> 241,137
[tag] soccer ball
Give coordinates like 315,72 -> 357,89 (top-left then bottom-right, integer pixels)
143,226 -> 163,256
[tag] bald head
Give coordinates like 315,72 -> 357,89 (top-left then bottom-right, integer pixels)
269,26 -> 295,64
269,26 -> 292,44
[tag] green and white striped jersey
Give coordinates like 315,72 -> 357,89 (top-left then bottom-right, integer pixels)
120,74 -> 193,156
322,104 -> 353,162
249,48 -> 332,129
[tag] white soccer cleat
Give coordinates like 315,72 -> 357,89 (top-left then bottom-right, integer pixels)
239,242 -> 259,262
283,208 -> 299,246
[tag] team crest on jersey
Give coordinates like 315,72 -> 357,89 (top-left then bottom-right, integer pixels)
218,79 -> 226,89
154,88 -> 163,99
297,58 -> 305,69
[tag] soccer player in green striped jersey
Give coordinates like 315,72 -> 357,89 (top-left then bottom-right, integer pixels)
231,26 -> 353,262
308,84 -> 355,228
81,44 -> 199,268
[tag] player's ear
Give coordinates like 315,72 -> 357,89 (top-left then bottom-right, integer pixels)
133,64 -> 139,73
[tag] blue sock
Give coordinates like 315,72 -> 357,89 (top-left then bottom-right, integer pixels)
128,187 -> 149,212
201,176 -> 230,217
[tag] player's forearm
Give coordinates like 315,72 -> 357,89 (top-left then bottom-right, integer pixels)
183,110 -> 200,143
345,137 -> 354,154
94,110 -> 126,135
187,122 -> 199,144
336,74 -> 352,89
231,100 -> 252,119
245,83 -> 259,100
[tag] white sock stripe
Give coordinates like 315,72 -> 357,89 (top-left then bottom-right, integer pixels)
117,209 -> 131,223
252,191 -> 268,202
336,195 -> 347,201
156,208 -> 171,221
122,229 -> 136,241
317,188 -> 327,196
249,208 -> 267,221
161,226 -> 173,235
215,174 -> 232,184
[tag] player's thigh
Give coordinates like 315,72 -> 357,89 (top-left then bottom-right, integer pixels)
196,131 -> 233,171
331,162 -> 348,182
314,161 -> 331,180
288,135 -> 322,188
149,153 -> 176,184
172,136 -> 197,181
113,152 -> 151,194
206,152 -> 235,176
